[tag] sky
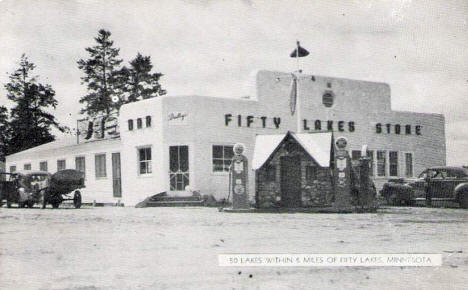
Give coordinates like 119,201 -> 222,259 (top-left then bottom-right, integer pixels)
0,0 -> 467,165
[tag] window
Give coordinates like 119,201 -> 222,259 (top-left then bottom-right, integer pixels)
39,161 -> 48,172
128,119 -> 134,131
137,118 -> 142,129
389,151 -> 398,176
367,150 -> 374,176
265,165 -> 276,182
351,150 -> 361,161
138,147 -> 152,174
404,153 -> 413,177
75,156 -> 86,176
146,116 -> 151,127
377,150 -> 386,177
212,145 -> 234,172
95,154 -> 106,178
10,165 -> 16,173
306,165 -> 317,181
351,150 -> 361,167
57,159 -> 66,171
24,163 -> 31,171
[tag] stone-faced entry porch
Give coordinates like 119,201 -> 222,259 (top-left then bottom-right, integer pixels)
252,131 -> 334,208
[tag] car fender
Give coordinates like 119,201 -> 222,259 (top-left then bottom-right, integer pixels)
454,183 -> 468,200
18,187 -> 28,202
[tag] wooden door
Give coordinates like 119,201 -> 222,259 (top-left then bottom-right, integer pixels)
169,146 -> 190,191
280,155 -> 302,207
112,153 -> 122,197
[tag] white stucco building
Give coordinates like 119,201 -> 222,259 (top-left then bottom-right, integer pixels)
5,70 -> 446,206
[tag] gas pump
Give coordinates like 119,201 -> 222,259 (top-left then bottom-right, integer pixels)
333,137 -> 353,208
230,143 -> 249,209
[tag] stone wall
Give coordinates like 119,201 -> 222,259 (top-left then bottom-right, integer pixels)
255,137 -> 334,208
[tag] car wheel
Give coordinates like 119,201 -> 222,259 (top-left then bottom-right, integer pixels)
73,191 -> 82,209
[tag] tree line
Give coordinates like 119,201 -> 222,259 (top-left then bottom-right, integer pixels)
0,29 -> 165,161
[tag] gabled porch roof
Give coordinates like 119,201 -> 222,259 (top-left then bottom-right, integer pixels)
252,131 -> 333,170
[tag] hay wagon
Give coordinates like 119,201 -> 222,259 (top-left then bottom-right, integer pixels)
41,169 -> 85,209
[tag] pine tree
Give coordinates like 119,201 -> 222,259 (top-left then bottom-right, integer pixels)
4,54 -> 65,155
119,53 -> 166,103
0,106 -> 9,160
77,29 -> 123,117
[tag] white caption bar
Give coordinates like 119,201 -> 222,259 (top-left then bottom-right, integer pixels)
219,254 -> 442,267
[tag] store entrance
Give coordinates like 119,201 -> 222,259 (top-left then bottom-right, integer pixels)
169,145 -> 190,191
112,152 -> 122,197
280,155 -> 302,207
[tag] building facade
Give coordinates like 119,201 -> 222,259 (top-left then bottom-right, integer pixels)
5,70 -> 446,206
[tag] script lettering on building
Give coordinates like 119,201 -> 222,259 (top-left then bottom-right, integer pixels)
167,112 -> 188,125
77,113 -> 120,143
224,114 -> 281,129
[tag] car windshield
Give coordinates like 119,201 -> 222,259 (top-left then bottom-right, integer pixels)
0,173 -> 18,182
418,170 -> 435,179
27,174 -> 49,182
418,168 -> 468,179
21,174 -> 49,190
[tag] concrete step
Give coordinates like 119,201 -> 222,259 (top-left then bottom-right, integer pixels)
150,196 -> 202,202
145,200 -> 205,207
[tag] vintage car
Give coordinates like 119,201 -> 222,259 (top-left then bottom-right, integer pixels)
380,166 -> 468,208
0,171 -> 51,208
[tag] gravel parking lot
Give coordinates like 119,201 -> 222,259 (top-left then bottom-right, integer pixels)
0,206 -> 467,290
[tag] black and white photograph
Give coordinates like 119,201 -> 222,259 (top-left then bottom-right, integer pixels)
0,0 -> 467,289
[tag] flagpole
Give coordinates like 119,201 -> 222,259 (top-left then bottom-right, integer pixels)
296,75 -> 301,133
296,41 -> 301,133
296,41 -> 299,72
290,40 -> 309,134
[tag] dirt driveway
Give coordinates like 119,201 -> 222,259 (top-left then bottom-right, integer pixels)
0,206 -> 466,289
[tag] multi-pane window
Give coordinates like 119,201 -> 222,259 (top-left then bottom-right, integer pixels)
212,145 -> 234,172
24,163 -> 31,171
405,153 -> 413,177
138,147 -> 152,174
389,151 -> 398,176
57,159 -> 66,171
39,161 -> 48,172
128,119 -> 134,131
376,150 -> 386,177
9,166 -> 16,173
95,154 -> 106,178
137,118 -> 142,129
146,116 -> 151,127
75,156 -> 86,176
306,165 -> 317,181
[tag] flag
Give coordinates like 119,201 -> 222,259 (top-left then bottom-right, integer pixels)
289,74 -> 297,115
290,41 -> 309,58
